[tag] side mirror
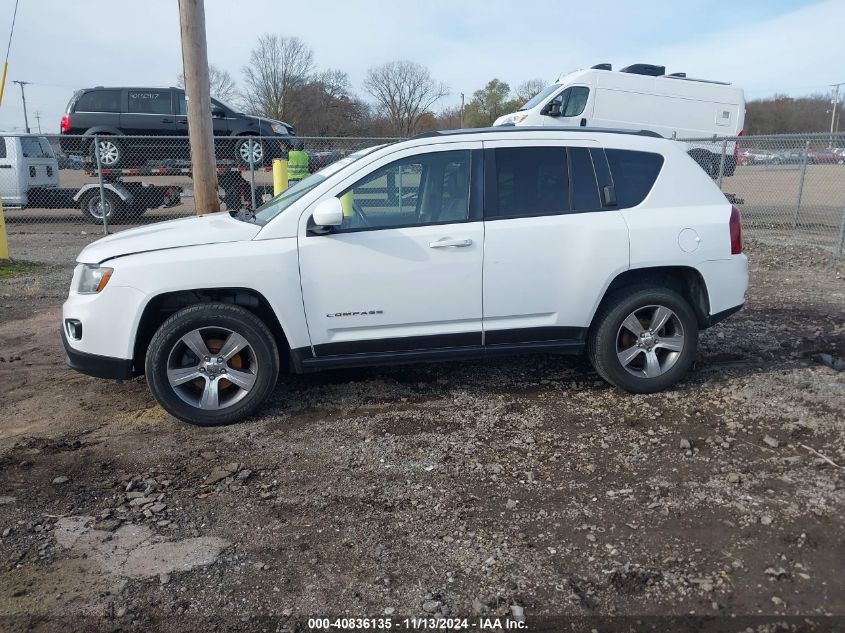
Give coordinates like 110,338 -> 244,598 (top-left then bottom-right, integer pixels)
312,197 -> 343,228
211,107 -> 225,118
546,102 -> 562,117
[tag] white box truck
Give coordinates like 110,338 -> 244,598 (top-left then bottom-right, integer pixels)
493,63 -> 745,178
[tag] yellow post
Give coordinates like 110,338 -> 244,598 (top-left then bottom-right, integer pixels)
273,158 -> 288,196
0,198 -> 9,260
340,191 -> 354,217
0,62 -> 7,107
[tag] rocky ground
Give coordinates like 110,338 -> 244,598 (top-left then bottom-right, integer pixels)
0,233 -> 844,633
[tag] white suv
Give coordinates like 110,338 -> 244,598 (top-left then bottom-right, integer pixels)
62,127 -> 748,426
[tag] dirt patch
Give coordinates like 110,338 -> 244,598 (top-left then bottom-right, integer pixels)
0,240 -> 843,632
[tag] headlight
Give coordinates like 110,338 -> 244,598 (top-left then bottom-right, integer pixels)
270,123 -> 286,134
76,264 -> 113,294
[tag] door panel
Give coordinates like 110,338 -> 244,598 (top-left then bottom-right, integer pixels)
297,142 -> 484,355
481,140 -> 629,342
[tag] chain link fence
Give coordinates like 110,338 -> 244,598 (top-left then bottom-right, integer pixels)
0,133 -> 397,230
2,131 -> 845,255
678,132 -> 845,255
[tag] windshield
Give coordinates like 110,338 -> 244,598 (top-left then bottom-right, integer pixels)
519,83 -> 562,111
252,144 -> 387,225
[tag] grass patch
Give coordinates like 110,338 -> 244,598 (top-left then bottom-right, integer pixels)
0,260 -> 54,280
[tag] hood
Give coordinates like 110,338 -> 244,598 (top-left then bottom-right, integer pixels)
78,213 -> 261,264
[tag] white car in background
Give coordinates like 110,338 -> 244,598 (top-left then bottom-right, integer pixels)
62,126 -> 748,426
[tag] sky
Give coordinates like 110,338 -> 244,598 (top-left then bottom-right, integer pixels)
0,0 -> 842,132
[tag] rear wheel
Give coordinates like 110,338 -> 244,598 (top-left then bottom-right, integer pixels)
90,137 -> 124,168
145,303 -> 279,426
588,287 -> 698,393
79,189 -> 126,225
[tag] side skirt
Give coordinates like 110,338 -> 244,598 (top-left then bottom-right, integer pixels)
290,338 -> 586,374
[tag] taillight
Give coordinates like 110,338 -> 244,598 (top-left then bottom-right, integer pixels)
729,205 -> 743,254
60,114 -> 71,134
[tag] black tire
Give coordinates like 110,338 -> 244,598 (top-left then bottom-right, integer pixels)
89,136 -> 124,168
588,286 -> 699,394
145,303 -> 279,426
234,137 -> 264,167
79,189 -> 126,225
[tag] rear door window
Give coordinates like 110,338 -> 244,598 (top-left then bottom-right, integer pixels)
127,89 -> 173,115
488,147 -> 569,219
74,90 -> 121,113
21,137 -> 52,158
604,149 -> 665,208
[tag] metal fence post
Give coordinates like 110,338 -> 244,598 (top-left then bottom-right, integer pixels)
793,140 -> 811,228
717,139 -> 728,190
248,138 -> 257,210
94,134 -> 109,235
836,208 -> 845,257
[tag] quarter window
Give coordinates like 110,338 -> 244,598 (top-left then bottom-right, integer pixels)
74,90 -> 121,113
335,150 -> 471,232
490,147 -> 569,218
127,90 -> 172,115
605,149 -> 665,208
569,147 -> 601,212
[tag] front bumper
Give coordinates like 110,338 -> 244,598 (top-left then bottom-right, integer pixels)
61,327 -> 133,380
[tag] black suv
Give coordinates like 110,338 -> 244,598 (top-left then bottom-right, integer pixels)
59,87 -> 297,168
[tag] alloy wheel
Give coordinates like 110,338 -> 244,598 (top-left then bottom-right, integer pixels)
96,140 -> 120,166
166,327 -> 259,410
615,305 -> 686,378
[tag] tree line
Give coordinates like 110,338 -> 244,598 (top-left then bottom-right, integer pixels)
182,34 -> 545,138
184,33 -> 841,138
745,95 -> 841,135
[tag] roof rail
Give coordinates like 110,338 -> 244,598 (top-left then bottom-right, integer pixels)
411,126 -> 664,140
663,75 -> 731,86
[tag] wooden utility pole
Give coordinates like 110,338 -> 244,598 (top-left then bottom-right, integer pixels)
178,0 -> 220,214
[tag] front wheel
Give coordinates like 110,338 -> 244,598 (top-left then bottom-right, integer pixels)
588,287 -> 699,394
234,137 -> 265,167
145,303 -> 279,426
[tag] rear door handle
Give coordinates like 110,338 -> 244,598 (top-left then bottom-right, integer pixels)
429,238 -> 472,248
161,118 -> 173,123
178,119 -> 188,124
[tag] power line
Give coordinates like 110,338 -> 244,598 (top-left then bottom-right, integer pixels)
4,0 -> 19,63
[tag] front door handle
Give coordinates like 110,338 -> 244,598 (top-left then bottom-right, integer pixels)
429,238 -> 472,248
161,118 -> 173,123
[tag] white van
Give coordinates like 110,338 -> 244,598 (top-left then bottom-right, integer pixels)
0,135 -> 61,208
494,63 -> 745,177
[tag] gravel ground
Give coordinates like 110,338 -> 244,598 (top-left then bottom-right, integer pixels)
0,230 -> 843,633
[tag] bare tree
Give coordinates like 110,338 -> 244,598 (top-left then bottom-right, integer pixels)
241,35 -> 314,121
177,64 -> 238,104
514,78 -> 547,104
364,61 -> 448,136
288,69 -> 370,136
